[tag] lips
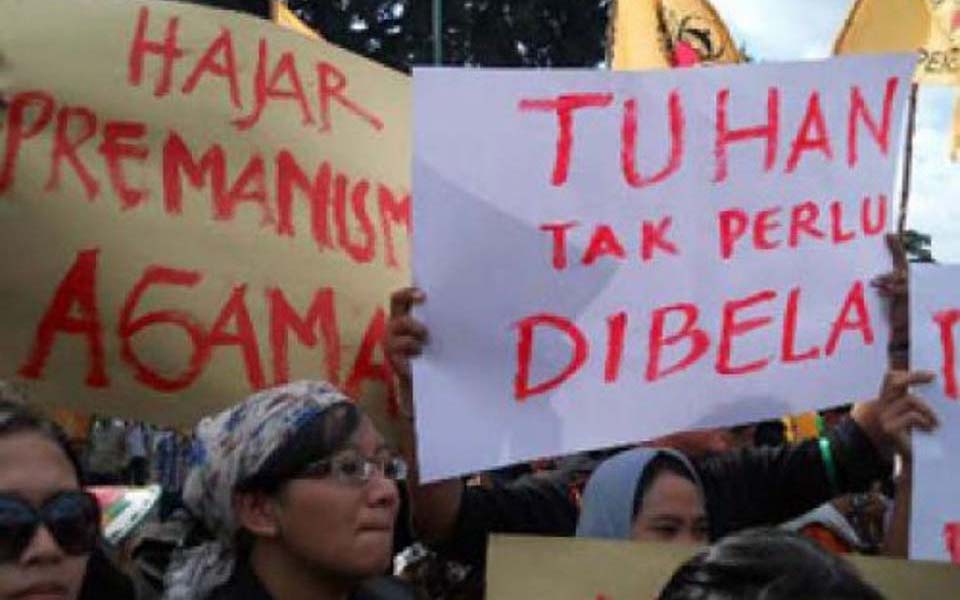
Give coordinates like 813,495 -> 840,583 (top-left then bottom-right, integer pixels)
12,582 -> 68,599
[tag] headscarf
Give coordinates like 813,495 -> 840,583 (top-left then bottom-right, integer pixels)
163,380 -> 350,600
575,447 -> 703,539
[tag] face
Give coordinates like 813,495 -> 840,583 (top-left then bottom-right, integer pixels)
630,471 -> 708,545
0,432 -> 88,600
271,416 -> 400,579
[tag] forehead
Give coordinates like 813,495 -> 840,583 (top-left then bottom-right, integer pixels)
641,471 -> 705,518
0,431 -> 78,502
348,416 -> 386,454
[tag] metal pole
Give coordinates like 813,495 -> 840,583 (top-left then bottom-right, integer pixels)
432,0 -> 442,65
897,83 -> 919,235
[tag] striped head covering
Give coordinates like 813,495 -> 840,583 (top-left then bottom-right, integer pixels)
163,380 -> 350,600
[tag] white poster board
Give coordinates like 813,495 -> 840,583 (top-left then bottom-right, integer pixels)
412,55 -> 914,482
910,264 -> 960,564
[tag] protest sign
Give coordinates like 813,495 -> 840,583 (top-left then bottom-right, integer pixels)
910,264 -> 960,563
0,0 -> 411,433
412,55 -> 913,482
487,535 -> 960,599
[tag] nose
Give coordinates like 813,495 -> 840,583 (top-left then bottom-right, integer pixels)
366,471 -> 400,509
19,524 -> 66,565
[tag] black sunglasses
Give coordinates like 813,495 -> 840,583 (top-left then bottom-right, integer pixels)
0,490 -> 101,562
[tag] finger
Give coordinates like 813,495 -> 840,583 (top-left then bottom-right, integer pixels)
880,370 -> 935,401
886,232 -> 909,272
883,395 -> 938,427
389,287 -> 425,318
388,316 -> 428,342
884,412 -> 936,436
389,337 -> 425,358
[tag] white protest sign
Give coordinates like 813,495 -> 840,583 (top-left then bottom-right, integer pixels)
412,55 -> 913,482
910,264 -> 960,564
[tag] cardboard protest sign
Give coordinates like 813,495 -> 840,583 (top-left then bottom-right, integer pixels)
910,264 -> 960,563
0,0 -> 410,433
412,55 -> 913,482
487,535 -> 960,599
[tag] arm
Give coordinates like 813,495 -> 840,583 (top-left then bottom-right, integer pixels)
387,288 -> 578,567
697,370 -> 937,540
387,288 -> 463,545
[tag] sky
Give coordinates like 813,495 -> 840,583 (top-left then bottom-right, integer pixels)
710,0 -> 960,262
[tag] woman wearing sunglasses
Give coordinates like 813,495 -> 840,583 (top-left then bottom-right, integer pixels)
0,400 -> 134,600
164,380 -> 411,600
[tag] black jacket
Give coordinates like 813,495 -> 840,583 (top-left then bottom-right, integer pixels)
207,561 -> 415,600
436,417 -> 888,566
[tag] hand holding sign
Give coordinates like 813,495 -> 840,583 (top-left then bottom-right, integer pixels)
852,369 -> 938,460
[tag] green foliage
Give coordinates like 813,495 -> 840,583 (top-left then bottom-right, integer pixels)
287,0 -> 611,72
901,229 -> 935,263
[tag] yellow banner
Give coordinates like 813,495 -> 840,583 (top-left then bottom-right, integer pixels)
609,0 -> 741,70
272,0 -> 322,41
487,535 -> 960,599
834,0 -> 959,86
0,0 -> 411,435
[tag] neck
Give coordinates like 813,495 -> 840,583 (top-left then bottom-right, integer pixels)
249,541 -> 353,600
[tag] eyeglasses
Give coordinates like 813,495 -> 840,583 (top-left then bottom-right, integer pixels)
0,491 -> 100,563
297,451 -> 408,485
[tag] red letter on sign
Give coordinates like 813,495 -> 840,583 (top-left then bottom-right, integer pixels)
98,121 -> 149,209
518,93 -> 614,186
235,41 -> 314,131
714,87 -> 780,182
718,208 -> 749,260
316,61 -> 384,132
181,28 -> 242,110
0,91 -> 55,195
344,308 -> 397,415
825,281 -> 874,356
646,303 -> 709,381
46,107 -> 100,201
208,285 -> 266,391
118,265 -> 208,392
716,290 -> 776,375
162,133 -> 226,215
19,249 -> 108,388
268,287 -> 341,386
621,91 -> 685,189
127,7 -> 184,97
514,314 -> 589,401
847,77 -> 898,167
933,309 -> 960,400
785,91 -> 833,173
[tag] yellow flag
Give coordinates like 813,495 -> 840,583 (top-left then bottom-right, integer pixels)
271,0 -> 322,40
608,0 -> 741,70
834,0 -> 960,86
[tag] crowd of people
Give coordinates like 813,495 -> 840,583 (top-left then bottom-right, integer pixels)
0,232 -> 948,600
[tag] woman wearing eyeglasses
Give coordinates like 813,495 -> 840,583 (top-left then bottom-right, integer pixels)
0,400 -> 134,600
163,380 -> 412,600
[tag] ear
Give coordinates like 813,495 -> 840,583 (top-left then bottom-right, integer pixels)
233,491 -> 281,538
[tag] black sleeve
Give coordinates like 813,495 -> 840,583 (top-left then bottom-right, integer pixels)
433,474 -> 578,567
697,417 -> 890,541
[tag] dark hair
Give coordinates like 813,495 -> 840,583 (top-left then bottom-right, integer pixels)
0,400 -> 84,484
235,401 -> 362,495
633,453 -> 698,519
657,528 -> 885,600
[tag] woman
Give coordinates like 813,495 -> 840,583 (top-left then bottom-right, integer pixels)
163,380 -> 411,600
576,448 -> 708,545
656,527 -> 883,599
0,399 -> 134,600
